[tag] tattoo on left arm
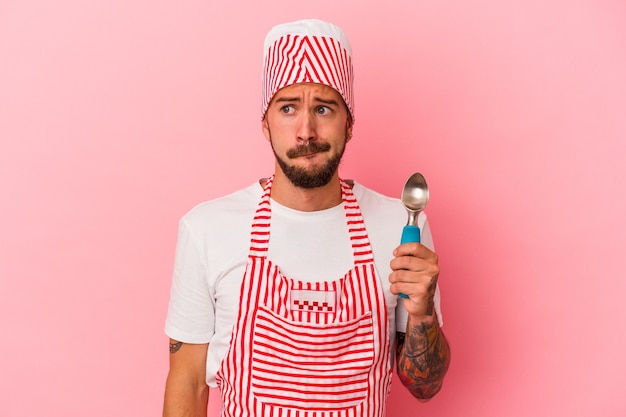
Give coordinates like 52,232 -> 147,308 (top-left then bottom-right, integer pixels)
396,320 -> 451,400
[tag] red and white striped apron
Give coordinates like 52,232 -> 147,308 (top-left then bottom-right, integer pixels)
216,177 -> 392,417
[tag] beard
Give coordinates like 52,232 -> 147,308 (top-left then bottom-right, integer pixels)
270,135 -> 348,189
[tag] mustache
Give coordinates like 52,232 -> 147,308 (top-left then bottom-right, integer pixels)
286,142 -> 332,158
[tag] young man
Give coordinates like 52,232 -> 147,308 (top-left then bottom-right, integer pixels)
164,19 -> 450,417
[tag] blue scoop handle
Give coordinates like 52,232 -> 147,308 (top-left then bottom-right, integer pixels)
398,225 -> 420,299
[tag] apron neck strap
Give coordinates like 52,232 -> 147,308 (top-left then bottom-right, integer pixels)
248,176 -> 374,265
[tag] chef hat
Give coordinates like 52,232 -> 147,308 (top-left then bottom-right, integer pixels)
261,19 -> 355,122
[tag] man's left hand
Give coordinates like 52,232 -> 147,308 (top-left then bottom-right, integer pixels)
389,242 -> 440,319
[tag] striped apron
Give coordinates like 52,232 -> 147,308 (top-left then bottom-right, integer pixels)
216,177 -> 392,417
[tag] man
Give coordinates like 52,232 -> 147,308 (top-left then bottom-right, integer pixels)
163,18 -> 450,417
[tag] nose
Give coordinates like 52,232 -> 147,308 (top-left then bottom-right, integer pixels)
296,112 -> 316,144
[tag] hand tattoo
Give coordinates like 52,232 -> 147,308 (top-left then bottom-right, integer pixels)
169,341 -> 183,354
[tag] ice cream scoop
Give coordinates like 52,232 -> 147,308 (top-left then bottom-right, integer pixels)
398,172 -> 430,298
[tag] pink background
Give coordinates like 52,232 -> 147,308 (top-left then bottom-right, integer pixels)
1,0 -> 625,416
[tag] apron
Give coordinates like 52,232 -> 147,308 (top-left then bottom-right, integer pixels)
216,177 -> 392,417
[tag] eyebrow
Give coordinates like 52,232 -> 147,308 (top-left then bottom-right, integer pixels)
314,97 -> 341,106
274,96 -> 340,106
274,96 -> 300,103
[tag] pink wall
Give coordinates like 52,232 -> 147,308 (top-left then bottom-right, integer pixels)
1,0 -> 625,416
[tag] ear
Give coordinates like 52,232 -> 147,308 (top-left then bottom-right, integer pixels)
261,117 -> 271,141
346,118 -> 354,143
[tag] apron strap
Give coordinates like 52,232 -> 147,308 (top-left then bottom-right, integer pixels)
340,179 -> 375,264
248,177 -> 273,258
248,176 -> 375,264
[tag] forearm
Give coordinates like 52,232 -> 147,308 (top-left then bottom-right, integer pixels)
163,373 -> 209,417
163,341 -> 210,417
395,314 -> 451,400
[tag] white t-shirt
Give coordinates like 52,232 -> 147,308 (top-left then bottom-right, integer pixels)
165,180 -> 442,387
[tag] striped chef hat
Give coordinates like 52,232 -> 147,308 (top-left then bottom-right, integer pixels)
261,19 -> 355,122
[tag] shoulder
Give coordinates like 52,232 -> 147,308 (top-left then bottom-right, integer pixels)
179,181 -> 263,239
350,180 -> 428,231
351,181 -> 406,218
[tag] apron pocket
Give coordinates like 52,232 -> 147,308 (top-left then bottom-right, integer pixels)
251,306 -> 375,412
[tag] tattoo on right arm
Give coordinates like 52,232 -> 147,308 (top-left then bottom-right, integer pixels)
169,341 -> 183,354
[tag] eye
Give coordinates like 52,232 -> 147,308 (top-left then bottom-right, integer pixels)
280,105 -> 295,114
316,106 -> 332,115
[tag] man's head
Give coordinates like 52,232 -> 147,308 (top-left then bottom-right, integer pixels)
261,19 -> 354,189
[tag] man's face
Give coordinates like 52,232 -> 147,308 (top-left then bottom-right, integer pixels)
262,83 -> 353,189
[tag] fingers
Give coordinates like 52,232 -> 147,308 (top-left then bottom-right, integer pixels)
389,269 -> 438,295
389,269 -> 439,292
389,243 -> 439,309
393,242 -> 436,260
390,243 -> 439,274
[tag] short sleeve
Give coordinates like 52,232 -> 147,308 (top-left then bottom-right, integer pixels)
164,218 -> 215,343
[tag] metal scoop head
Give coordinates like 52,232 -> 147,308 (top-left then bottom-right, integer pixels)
401,172 -> 429,226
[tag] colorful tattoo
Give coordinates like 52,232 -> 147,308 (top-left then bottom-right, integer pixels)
396,319 -> 451,400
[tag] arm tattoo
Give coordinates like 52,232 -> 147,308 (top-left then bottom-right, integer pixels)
169,341 -> 183,354
396,319 -> 451,400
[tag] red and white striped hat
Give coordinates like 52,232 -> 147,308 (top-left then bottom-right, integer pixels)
261,19 -> 354,122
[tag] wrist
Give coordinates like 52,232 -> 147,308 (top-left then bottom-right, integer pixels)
408,311 -> 438,327
403,315 -> 441,358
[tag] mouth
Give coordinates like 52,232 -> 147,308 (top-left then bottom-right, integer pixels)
287,142 -> 331,159
292,151 -> 327,162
